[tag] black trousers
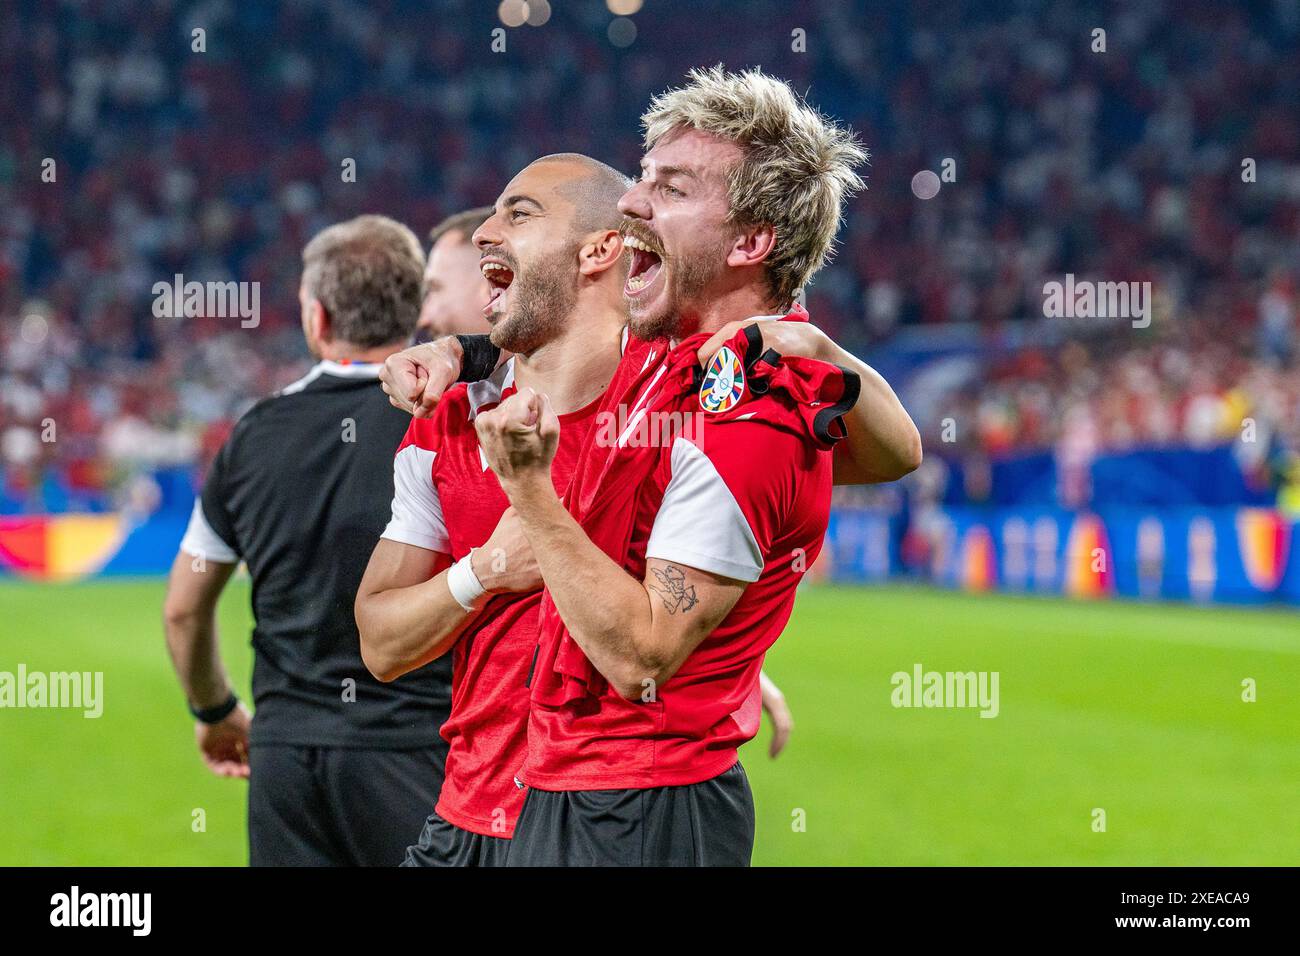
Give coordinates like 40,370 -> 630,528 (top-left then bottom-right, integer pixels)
400,811 -> 513,867
248,740 -> 447,867
507,762 -> 755,867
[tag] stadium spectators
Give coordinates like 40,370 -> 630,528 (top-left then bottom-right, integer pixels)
2,0 -> 1298,511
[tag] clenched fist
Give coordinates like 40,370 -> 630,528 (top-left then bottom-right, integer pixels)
474,387 -> 559,482
380,337 -> 465,418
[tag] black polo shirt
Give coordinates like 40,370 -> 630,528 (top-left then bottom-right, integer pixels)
180,360 -> 451,749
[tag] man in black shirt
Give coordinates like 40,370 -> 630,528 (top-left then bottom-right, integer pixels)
162,214 -> 452,866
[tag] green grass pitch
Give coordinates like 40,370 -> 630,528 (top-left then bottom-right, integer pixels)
1,578 -> 1295,865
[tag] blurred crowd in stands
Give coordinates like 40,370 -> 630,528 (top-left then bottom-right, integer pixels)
2,0 -> 1298,513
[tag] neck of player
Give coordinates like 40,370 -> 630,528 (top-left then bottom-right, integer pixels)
512,304 -> 625,415
678,281 -> 784,339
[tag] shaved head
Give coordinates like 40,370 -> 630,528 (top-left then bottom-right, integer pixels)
476,153 -> 630,354
533,153 -> 632,236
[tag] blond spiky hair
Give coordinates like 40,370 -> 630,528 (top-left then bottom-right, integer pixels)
641,65 -> 867,307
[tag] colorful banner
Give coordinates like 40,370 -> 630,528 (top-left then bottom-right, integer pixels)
4,496 -> 1300,607
826,505 -> 1300,605
0,510 -> 189,581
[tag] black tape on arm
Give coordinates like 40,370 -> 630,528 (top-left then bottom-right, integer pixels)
454,335 -> 502,383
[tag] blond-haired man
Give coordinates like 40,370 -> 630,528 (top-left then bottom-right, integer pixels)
463,67 -> 920,865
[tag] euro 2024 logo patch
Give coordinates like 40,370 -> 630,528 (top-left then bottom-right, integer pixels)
700,345 -> 745,413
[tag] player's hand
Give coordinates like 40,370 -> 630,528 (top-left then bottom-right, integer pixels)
696,315 -> 836,368
380,337 -> 464,418
195,702 -> 252,779
474,388 -> 560,482
759,670 -> 793,759
472,507 -> 541,593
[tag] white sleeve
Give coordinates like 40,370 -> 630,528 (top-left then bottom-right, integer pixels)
179,499 -> 240,563
381,444 -> 450,553
644,438 -> 763,583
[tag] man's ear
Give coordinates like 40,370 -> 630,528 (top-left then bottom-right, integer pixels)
309,299 -> 331,344
577,230 -> 625,278
725,222 -> 777,269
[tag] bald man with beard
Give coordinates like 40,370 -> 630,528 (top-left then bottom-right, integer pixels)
357,153 -> 801,865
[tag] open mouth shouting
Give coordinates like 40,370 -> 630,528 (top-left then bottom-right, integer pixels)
622,234 -> 664,298
479,256 -> 515,316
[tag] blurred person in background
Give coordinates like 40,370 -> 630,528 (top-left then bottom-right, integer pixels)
162,215 -> 452,867
416,208 -> 495,340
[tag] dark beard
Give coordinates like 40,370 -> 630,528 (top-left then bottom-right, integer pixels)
489,245 -> 578,354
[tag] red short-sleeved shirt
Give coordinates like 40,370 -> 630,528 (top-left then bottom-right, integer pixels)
522,337 -> 835,791
381,359 -> 601,836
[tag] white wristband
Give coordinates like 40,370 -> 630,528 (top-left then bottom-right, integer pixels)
446,550 -> 489,612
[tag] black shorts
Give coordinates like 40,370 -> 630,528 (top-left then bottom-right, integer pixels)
248,740 -> 447,867
507,762 -> 755,867
400,811 -> 512,867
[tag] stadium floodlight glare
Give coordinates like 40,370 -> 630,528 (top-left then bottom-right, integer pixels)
498,0 -> 529,28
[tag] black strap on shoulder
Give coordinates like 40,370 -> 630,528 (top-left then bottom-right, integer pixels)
813,367 -> 861,445
741,324 -> 783,396
705,326 -> 860,443
742,323 -> 765,367
694,326 -> 768,392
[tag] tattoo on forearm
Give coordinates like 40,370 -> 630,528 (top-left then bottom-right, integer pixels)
649,564 -> 699,614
